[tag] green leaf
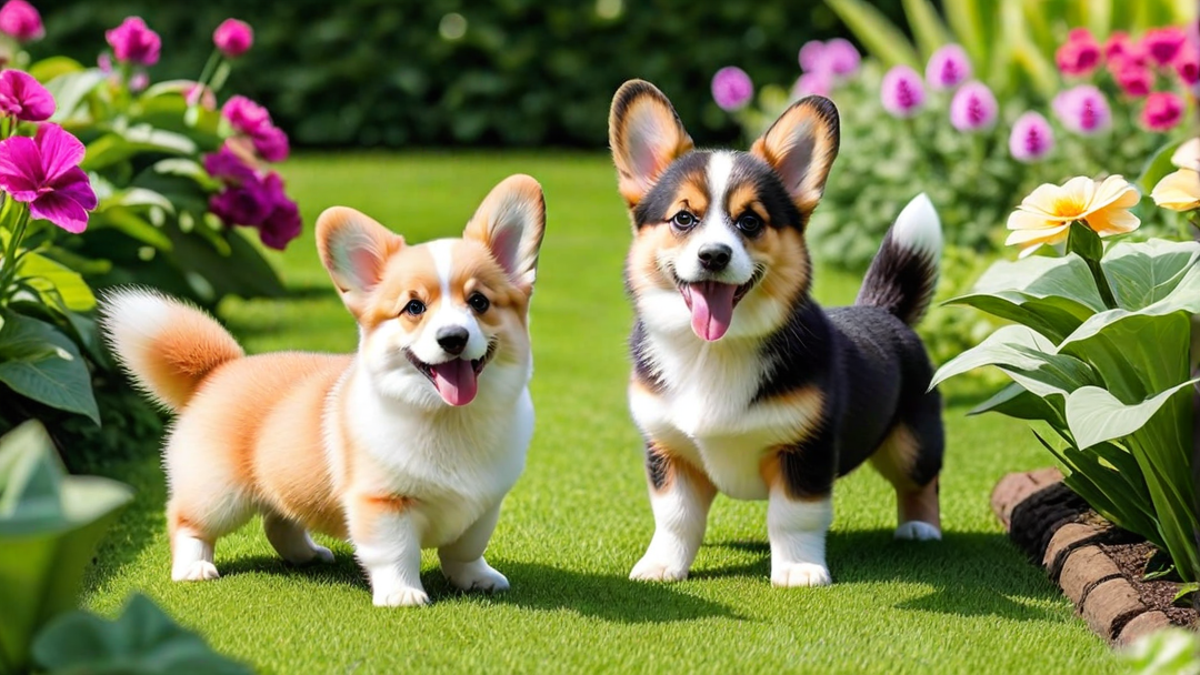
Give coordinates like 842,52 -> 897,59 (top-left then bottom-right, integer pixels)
1101,239 -> 1200,310
1139,138 -> 1185,193
27,57 -> 84,84
31,594 -> 252,675
151,158 -> 222,192
1059,307 -> 1196,400
15,251 -> 96,312
930,324 -> 1055,387
943,0 -> 991,71
1175,583 -> 1197,605
0,311 -> 99,424
825,0 -> 922,68
1066,221 -> 1104,265
901,0 -> 953,59
88,206 -> 174,252
1066,380 -> 1200,450
44,69 -> 107,123
81,127 -> 197,172
969,382 -> 1058,420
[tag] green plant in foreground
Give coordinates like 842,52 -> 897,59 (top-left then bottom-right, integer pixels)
933,175 -> 1199,584
1122,627 -> 1200,675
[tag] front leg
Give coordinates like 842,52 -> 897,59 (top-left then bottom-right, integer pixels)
348,494 -> 429,607
438,503 -> 509,592
764,418 -> 838,588
630,442 -> 717,582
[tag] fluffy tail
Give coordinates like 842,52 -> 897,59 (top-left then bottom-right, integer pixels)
99,288 -> 244,412
855,193 -> 942,326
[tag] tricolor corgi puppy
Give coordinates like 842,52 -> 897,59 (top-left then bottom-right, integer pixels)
609,80 -> 945,587
100,175 -> 545,606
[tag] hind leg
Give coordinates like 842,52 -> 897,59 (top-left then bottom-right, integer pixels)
264,512 -> 335,565
168,495 -> 254,581
870,392 -> 944,541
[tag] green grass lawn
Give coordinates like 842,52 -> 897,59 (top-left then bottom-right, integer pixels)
81,152 -> 1121,674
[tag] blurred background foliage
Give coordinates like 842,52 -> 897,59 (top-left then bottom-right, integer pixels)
33,0 -> 905,148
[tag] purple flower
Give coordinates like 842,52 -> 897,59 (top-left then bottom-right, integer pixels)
203,144 -> 257,185
1141,91 -> 1185,131
209,182 -> 273,228
213,18 -> 253,59
222,95 -> 272,136
0,70 -> 54,121
1052,85 -> 1112,135
880,65 -> 926,118
251,125 -> 289,162
0,0 -> 42,43
949,81 -> 998,132
106,17 -> 161,67
793,72 -> 832,99
0,124 -> 98,233
824,38 -> 860,77
1008,112 -> 1054,163
258,174 -> 301,250
925,44 -> 971,90
711,66 -> 753,111
798,40 -> 826,72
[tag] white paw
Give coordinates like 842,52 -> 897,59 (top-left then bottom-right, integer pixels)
894,521 -> 942,541
173,561 -> 220,582
445,563 -> 510,593
771,562 -> 832,588
629,556 -> 689,582
373,587 -> 431,607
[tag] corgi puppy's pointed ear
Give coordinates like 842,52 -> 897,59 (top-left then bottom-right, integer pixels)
609,79 -> 694,208
316,207 -> 404,315
463,174 -> 546,294
750,95 -> 840,215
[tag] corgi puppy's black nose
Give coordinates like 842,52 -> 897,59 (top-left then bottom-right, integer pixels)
436,326 -> 469,355
698,243 -> 732,272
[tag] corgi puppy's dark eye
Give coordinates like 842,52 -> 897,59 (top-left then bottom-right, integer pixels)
671,211 -> 697,231
404,299 -> 426,316
736,213 -> 763,235
468,292 -> 490,313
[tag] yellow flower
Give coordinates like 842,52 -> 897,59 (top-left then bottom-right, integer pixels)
1150,137 -> 1200,212
1005,175 -> 1141,258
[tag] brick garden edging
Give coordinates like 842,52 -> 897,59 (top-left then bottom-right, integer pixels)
991,470 -> 1177,645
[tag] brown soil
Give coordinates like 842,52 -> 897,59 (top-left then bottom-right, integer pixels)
1100,540 -> 1197,629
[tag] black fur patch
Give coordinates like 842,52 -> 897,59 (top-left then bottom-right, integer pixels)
646,443 -> 670,490
777,409 -> 838,499
752,299 -> 831,403
632,152 -> 710,228
629,320 -> 665,392
855,229 -> 939,326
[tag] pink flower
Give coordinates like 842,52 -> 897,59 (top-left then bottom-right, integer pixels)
949,81 -> 997,132
1104,31 -> 1135,61
1174,44 -> 1200,85
793,72 -> 832,99
222,95 -> 272,136
0,0 -> 42,43
106,17 -> 161,67
1113,60 -> 1153,97
798,40 -> 826,73
213,18 -> 253,59
1141,91 -> 1185,131
824,38 -> 860,77
1056,29 -> 1102,77
97,53 -> 113,73
925,44 -> 972,91
258,174 -> 301,250
0,70 -> 54,121
251,125 -> 289,162
129,72 -> 149,92
880,65 -> 925,118
0,124 -> 98,233
711,66 -> 753,111
1008,112 -> 1054,163
1052,85 -> 1112,135
1142,27 -> 1187,66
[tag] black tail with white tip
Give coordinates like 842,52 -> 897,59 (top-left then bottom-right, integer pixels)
855,193 -> 942,326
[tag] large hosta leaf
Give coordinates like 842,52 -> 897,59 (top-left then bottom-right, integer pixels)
931,324 -> 1098,402
1059,308 -> 1194,400
1101,239 -> 1200,310
1066,380 -> 1200,450
0,311 -> 99,424
15,251 -> 96,312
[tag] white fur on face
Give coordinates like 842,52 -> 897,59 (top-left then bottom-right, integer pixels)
409,240 -> 489,365
670,152 -> 755,286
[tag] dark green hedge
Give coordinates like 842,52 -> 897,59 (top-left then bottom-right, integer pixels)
36,0 -> 903,147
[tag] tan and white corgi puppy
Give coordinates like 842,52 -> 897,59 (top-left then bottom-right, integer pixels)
101,175 -> 545,607
609,80 -> 945,587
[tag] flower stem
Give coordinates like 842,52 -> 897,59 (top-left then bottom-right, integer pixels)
196,49 -> 221,90
0,201 -> 30,304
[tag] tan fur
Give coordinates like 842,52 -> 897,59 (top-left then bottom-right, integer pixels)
870,425 -> 941,529
748,225 -> 810,312
750,98 -> 839,214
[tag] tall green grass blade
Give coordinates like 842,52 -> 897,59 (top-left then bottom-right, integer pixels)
901,0 -> 953,60
825,0 -> 921,68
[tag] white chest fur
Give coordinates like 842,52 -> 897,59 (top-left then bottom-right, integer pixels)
339,367 -> 533,548
630,330 -> 820,501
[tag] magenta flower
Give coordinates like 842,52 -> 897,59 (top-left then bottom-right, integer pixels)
1141,91 -> 1185,131
1008,112 -> 1054,163
1142,27 -> 1186,66
222,95 -> 272,136
1052,85 -> 1111,135
824,38 -> 860,77
1113,60 -> 1153,97
949,81 -> 997,132
106,17 -> 161,67
711,66 -> 753,111
880,65 -> 925,118
798,40 -> 826,73
0,70 -> 54,121
0,0 -> 42,43
209,181 -> 273,228
1056,28 -> 1102,77
1174,44 -> 1200,85
203,144 -> 257,185
213,18 -> 253,59
793,72 -> 832,99
258,174 -> 301,250
925,44 -> 971,91
251,126 -> 289,162
0,124 -> 98,233
1104,31 -> 1140,62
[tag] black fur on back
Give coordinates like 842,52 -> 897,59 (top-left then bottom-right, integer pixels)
855,228 -> 939,326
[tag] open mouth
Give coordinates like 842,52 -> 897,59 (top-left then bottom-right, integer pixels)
671,268 -> 763,342
404,342 -> 497,406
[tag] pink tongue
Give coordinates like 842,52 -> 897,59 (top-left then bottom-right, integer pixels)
687,281 -> 736,341
431,359 -> 478,406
